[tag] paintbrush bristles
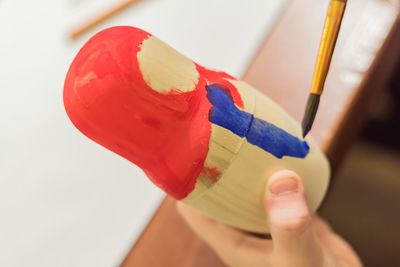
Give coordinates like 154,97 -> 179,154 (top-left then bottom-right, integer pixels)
302,94 -> 320,137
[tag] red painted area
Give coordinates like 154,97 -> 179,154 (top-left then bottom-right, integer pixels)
201,167 -> 221,184
63,26 -> 243,199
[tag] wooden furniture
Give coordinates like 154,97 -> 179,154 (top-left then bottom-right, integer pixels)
122,0 -> 400,266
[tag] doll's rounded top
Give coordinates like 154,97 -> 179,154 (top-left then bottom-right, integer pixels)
63,26 -> 243,199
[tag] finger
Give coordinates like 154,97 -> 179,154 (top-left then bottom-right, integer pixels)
313,215 -> 334,237
177,202 -> 272,267
313,217 -> 363,267
265,170 -> 324,266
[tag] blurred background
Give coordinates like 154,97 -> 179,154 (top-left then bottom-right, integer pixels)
319,62 -> 400,267
0,0 -> 399,266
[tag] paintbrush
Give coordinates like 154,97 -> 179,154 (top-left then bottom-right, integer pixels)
70,0 -> 141,39
301,0 -> 347,137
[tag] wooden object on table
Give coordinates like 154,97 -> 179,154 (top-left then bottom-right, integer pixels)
69,0 -> 140,39
64,26 -> 329,233
184,80 -> 329,233
122,0 -> 400,266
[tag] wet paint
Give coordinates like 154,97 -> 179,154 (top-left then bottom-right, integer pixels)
63,26 -> 243,199
206,84 -> 310,158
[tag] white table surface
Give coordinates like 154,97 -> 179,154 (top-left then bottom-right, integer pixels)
0,0 -> 288,266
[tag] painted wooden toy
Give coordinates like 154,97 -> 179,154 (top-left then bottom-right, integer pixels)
63,26 -> 330,233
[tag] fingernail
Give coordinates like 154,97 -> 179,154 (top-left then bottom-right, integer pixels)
269,177 -> 298,196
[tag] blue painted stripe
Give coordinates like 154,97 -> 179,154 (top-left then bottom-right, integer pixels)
205,84 -> 309,159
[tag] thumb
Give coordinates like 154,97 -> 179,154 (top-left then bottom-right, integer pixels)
265,170 -> 324,266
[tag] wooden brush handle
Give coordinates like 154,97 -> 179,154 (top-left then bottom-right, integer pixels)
70,0 -> 140,39
310,0 -> 347,95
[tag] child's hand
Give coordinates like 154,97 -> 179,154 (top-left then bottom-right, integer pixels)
177,170 -> 362,267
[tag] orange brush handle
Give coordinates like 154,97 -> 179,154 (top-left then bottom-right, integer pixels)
310,0 -> 347,95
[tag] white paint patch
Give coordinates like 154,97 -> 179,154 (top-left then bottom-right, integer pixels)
137,36 -> 199,94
